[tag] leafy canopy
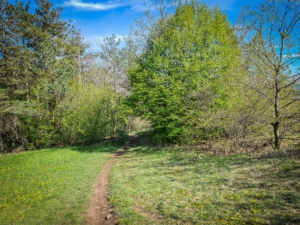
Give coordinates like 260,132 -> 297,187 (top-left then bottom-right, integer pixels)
128,1 -> 239,143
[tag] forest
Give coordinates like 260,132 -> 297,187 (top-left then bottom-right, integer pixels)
0,0 -> 299,152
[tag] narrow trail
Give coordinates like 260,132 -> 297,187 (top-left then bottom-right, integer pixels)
85,135 -> 137,225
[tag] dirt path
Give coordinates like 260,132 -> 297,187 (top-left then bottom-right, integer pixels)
85,135 -> 137,225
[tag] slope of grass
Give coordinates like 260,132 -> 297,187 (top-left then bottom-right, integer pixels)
109,146 -> 300,225
0,144 -> 119,225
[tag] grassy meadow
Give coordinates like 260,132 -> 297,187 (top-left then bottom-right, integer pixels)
1,134 -> 299,225
0,144 -> 119,225
109,144 -> 300,225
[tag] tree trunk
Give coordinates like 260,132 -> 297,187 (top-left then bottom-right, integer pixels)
274,70 -> 280,149
0,134 -> 4,153
273,122 -> 280,149
128,117 -> 131,134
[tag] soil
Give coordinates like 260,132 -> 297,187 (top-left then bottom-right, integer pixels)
85,135 -> 137,225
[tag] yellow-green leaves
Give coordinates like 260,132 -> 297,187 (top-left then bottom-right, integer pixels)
128,2 -> 239,143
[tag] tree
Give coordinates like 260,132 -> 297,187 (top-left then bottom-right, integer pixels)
0,0 -> 35,152
128,2 -> 239,142
63,34 -> 130,144
97,35 -> 128,95
0,0 -> 84,151
236,0 -> 300,149
34,0 -> 67,42
30,38 -> 78,146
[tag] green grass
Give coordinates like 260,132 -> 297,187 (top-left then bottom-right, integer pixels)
109,146 -> 300,225
0,144 -> 119,225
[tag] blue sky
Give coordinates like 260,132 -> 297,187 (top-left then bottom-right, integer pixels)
8,0 -> 265,44
60,0 -> 264,42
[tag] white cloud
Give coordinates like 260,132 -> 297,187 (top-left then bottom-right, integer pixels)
283,54 -> 300,58
63,0 -> 172,12
63,0 -> 128,11
63,0 -> 237,12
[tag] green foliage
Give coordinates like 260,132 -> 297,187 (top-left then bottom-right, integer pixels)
2,0 -> 297,151
236,0 -> 300,148
0,0 -> 36,151
65,84 -> 128,144
0,0 -> 85,151
128,2 -> 239,143
0,0 -> 131,151
28,38 -> 78,147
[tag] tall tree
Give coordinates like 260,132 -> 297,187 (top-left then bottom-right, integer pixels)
128,2 -> 239,142
97,35 -> 128,94
0,0 -> 34,152
236,0 -> 300,148
34,0 -> 67,41
0,0 -> 83,151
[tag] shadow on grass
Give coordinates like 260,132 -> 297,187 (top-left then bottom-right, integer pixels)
129,144 -> 300,183
70,144 -> 120,154
130,136 -> 300,169
67,135 -> 130,154
123,142 -> 300,224
127,132 -> 300,183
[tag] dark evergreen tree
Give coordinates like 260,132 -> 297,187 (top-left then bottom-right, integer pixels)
0,0 -> 83,151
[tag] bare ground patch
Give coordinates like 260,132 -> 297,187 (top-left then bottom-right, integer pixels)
85,135 -> 138,225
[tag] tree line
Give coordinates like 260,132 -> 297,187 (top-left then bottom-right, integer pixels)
127,0 -> 300,149
0,0 -> 128,152
1,0 -> 299,153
